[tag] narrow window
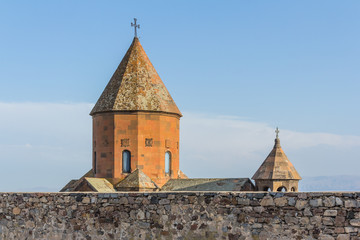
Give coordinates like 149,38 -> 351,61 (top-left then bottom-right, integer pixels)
122,150 -> 131,173
277,186 -> 287,192
291,187 -> 296,192
165,151 -> 171,175
94,152 -> 97,174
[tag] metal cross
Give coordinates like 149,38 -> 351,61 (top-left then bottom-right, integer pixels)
131,18 -> 140,38
275,127 -> 280,138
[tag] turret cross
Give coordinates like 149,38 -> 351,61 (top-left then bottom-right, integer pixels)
131,18 -> 140,38
275,127 -> 280,139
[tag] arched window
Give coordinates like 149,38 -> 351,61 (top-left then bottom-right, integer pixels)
122,150 -> 131,173
291,187 -> 296,192
277,186 -> 287,192
165,151 -> 171,175
263,187 -> 271,192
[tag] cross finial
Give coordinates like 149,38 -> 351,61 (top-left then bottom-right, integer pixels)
275,127 -> 280,139
131,18 -> 140,38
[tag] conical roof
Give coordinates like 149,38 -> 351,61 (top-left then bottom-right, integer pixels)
252,133 -> 301,180
90,37 -> 182,116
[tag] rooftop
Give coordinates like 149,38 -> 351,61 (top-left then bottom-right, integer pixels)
161,178 -> 255,191
90,37 -> 182,117
252,133 -> 301,180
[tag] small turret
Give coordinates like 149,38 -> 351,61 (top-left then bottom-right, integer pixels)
252,128 -> 301,192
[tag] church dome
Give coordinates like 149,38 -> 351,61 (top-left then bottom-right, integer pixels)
90,37 -> 182,117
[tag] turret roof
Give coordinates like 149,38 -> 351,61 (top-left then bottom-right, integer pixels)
252,134 -> 301,180
90,37 -> 182,116
115,169 -> 158,191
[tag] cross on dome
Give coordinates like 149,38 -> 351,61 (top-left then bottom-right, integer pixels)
131,18 -> 140,38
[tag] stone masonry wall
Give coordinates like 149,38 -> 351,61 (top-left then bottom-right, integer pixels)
0,192 -> 360,240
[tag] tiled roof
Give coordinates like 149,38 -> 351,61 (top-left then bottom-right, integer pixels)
90,37 -> 182,117
252,137 -> 301,180
161,178 -> 255,191
115,169 -> 158,191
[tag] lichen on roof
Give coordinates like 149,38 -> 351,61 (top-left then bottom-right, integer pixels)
161,178 -> 255,191
252,137 -> 301,180
90,37 -> 182,117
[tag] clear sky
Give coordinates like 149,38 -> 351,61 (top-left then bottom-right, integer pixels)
0,1 -> 359,191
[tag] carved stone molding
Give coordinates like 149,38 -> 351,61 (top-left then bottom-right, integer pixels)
145,138 -> 153,147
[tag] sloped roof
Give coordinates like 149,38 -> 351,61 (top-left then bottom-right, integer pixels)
60,169 -> 95,192
115,169 -> 158,191
178,170 -> 189,179
161,178 -> 255,191
84,177 -> 116,192
252,137 -> 301,180
90,37 -> 182,117
60,180 -> 78,192
80,169 -> 94,178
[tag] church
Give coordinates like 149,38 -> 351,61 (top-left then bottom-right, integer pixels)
61,21 -> 301,193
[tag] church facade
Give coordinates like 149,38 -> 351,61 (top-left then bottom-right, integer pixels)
61,35 -> 301,193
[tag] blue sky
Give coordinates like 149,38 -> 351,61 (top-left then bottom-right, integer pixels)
0,1 -> 360,191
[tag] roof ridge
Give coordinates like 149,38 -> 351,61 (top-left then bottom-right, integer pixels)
109,38 -> 138,111
90,38 -> 136,115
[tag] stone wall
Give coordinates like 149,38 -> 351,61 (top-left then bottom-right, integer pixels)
0,192 -> 359,240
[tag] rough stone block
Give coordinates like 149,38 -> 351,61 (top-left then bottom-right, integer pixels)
324,210 -> 338,217
334,216 -> 346,227
310,198 -> 323,207
345,200 -> 357,208
119,197 -> 128,205
334,227 -> 345,234
335,197 -> 343,206
242,206 -> 253,213
336,234 -> 350,240
252,223 -> 263,229
136,210 -> 145,220
254,206 -> 265,213
300,217 -> 310,225
237,198 -> 250,206
349,219 -> 360,227
323,196 -> 336,207
304,207 -> 313,217
285,214 -> 298,224
260,196 -> 274,207
298,193 -> 307,199
12,207 -> 20,215
344,227 -> 357,233
288,197 -> 296,206
323,217 -> 334,226
159,199 -> 170,205
274,197 -> 287,207
295,200 -> 308,210
319,234 -> 335,240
